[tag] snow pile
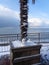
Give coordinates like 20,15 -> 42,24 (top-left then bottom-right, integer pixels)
12,40 -> 25,48
22,39 -> 36,46
0,45 -> 10,57
0,45 -> 10,52
40,44 -> 49,65
0,52 -> 10,58
12,39 -> 36,48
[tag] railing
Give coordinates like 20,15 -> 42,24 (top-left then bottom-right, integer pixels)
0,33 -> 39,43
0,32 -> 49,53
0,32 -> 49,43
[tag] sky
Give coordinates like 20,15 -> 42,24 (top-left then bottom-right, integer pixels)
0,0 -> 49,28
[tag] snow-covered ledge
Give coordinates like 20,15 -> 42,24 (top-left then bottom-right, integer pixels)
11,39 -> 38,48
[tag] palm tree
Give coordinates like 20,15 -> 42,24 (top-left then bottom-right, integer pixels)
20,0 -> 35,41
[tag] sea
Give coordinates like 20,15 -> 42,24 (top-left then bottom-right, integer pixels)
0,27 -> 49,34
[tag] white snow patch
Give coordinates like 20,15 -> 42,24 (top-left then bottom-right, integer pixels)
0,45 -> 10,52
12,39 -> 36,48
23,39 -> 36,46
0,52 -> 10,57
0,45 -> 10,57
21,22 -> 28,27
40,43 -> 49,64
23,22 -> 27,26
12,40 -> 25,48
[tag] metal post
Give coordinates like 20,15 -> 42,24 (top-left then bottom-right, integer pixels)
38,33 -> 40,44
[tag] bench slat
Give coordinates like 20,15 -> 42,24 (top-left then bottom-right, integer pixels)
13,54 -> 40,63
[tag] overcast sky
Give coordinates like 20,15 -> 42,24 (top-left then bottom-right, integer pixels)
0,0 -> 49,28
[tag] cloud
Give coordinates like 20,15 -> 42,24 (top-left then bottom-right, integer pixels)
28,18 -> 42,26
0,4 -> 20,20
0,5 -> 20,27
0,4 -> 49,28
28,17 -> 49,27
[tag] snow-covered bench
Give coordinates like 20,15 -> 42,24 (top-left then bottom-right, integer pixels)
10,40 -> 41,65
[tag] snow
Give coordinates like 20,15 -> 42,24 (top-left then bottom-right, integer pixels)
0,45 -> 10,52
40,43 -> 49,64
22,32 -> 26,34
21,22 -> 28,27
0,52 -> 10,58
12,39 -> 36,48
22,39 -> 36,46
12,40 -> 25,48
23,22 -> 28,26
0,45 -> 10,57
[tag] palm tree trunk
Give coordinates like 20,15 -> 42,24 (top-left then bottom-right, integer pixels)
20,0 -> 28,41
